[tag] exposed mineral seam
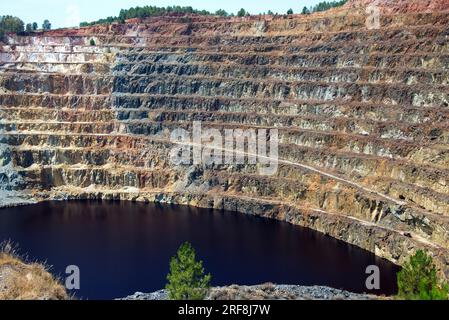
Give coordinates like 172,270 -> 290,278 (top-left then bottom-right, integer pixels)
0,0 -> 448,279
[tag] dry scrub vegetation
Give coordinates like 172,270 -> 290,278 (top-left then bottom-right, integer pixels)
0,242 -> 68,300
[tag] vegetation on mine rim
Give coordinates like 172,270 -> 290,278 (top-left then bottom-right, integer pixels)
0,241 -> 68,300
0,0 -> 348,39
79,1 -> 348,27
0,16 -> 50,40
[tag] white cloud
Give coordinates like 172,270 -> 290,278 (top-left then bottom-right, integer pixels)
65,4 -> 81,27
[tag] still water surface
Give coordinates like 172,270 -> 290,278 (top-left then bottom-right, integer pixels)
0,201 -> 399,299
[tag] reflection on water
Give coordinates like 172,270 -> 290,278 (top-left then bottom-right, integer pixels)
0,201 -> 399,299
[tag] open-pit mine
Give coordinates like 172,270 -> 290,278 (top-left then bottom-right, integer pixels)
0,0 -> 448,290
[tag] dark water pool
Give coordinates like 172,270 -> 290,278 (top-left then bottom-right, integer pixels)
0,201 -> 399,299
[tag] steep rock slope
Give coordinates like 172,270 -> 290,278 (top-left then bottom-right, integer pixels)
0,0 -> 448,276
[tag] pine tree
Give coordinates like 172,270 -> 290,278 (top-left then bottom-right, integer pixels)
0,15 -> 25,40
0,15 -> 25,34
215,9 -> 228,17
42,19 -> 51,30
287,8 -> 294,15
397,250 -> 448,300
237,8 -> 247,17
166,242 -> 211,300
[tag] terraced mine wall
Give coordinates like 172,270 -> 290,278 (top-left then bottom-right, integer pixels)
0,0 -> 449,278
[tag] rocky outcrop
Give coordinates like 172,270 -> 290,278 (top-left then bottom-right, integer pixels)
120,283 -> 379,300
1,0 -> 448,278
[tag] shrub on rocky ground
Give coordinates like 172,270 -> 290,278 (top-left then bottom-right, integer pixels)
397,250 -> 449,300
166,242 -> 211,300
0,241 -> 68,300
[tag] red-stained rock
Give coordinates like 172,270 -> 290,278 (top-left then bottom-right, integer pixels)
1,0 -> 449,279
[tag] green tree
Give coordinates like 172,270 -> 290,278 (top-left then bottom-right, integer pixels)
237,8 -> 246,17
287,8 -> 294,15
42,19 -> 51,30
397,250 -> 449,300
310,1 -> 348,13
0,15 -> 25,41
267,10 -> 274,15
0,15 -> 25,33
25,23 -> 33,33
84,5 -> 213,26
215,9 -> 228,17
32,22 -> 38,30
166,242 -> 211,300
301,7 -> 311,15
90,38 -> 96,46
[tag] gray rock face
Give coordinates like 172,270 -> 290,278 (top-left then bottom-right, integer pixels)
118,284 -> 379,300
0,143 -> 36,207
1,1 -> 449,280
119,290 -> 168,301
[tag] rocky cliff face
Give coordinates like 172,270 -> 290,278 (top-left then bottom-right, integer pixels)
0,0 -> 448,277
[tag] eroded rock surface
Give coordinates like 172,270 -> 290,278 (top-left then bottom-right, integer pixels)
0,0 -> 448,278
119,284 -> 379,300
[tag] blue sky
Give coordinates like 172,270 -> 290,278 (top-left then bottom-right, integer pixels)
0,0 -> 325,29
